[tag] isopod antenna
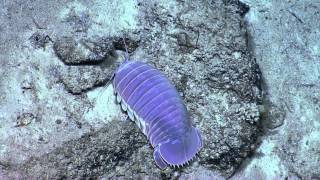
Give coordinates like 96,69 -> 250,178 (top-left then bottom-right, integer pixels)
123,37 -> 130,62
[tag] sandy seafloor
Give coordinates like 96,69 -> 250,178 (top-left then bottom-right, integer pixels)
0,0 -> 319,179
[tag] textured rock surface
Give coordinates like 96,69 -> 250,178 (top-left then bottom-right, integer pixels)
6,120 -> 147,179
235,0 -> 320,179
0,0 -> 264,179
60,66 -> 110,94
53,36 -> 113,65
136,1 -> 262,176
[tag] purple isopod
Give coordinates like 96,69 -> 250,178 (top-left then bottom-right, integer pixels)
111,57 -> 203,169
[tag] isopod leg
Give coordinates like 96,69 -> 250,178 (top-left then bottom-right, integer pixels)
153,146 -> 168,169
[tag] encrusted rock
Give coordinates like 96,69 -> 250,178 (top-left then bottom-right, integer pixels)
60,66 -> 111,94
53,36 -> 114,65
17,120 -> 147,179
0,0 -> 263,179
139,0 -> 262,176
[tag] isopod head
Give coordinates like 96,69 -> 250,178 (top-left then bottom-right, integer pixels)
153,127 -> 202,169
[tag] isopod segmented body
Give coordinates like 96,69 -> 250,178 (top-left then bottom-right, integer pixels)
112,60 -> 202,169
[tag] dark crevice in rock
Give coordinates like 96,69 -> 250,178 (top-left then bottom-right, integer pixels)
113,37 -> 140,53
29,31 -> 53,49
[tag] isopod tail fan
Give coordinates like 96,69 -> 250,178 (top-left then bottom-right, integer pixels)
153,127 -> 202,169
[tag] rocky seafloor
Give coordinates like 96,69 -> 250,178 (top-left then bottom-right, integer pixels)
0,0 -> 319,179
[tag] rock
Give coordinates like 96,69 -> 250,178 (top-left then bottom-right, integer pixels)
0,0 -> 265,179
53,36 -> 114,65
138,0 -> 262,176
2,0 -> 320,178
6,120 -> 146,179
238,0 -> 320,179
60,66 -> 111,94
